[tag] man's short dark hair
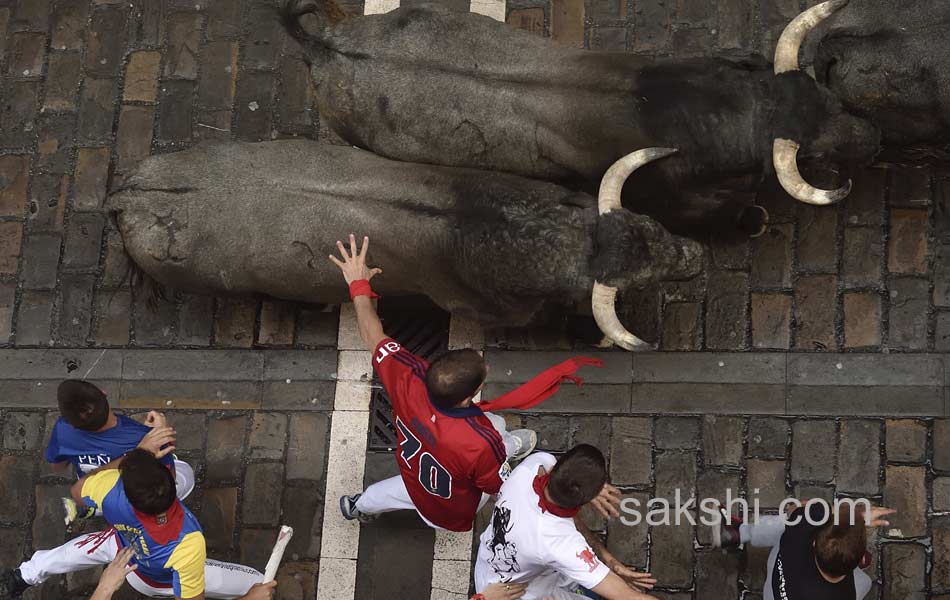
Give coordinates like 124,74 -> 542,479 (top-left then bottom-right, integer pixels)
425,349 -> 487,409
814,505 -> 867,577
548,444 -> 608,509
119,449 -> 176,515
57,380 -> 110,431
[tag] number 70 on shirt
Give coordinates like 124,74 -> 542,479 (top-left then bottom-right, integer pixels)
395,416 -> 453,499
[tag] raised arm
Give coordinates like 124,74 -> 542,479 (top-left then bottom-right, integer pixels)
329,234 -> 386,350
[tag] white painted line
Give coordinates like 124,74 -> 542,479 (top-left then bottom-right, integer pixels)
317,307 -> 372,600
431,315 -> 487,599
316,557 -> 358,600
470,0 -> 506,21
430,559 -> 472,600
364,0 -> 400,15
337,304 -> 364,350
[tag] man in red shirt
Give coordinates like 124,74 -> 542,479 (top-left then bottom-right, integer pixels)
329,235 -> 611,532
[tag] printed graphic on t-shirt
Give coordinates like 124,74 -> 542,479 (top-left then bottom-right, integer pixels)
488,503 -> 520,577
576,548 -> 600,573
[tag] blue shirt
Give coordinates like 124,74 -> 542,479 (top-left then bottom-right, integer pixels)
45,415 -> 174,478
82,470 -> 207,597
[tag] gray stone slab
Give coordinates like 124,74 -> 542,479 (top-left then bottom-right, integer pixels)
609,417 -> 653,485
790,420 -> 835,483
632,383 -> 785,414
261,381 -> 335,411
786,386 -> 943,416
355,520 -> 434,600
633,353 -> 785,384
122,350 -> 263,381
0,349 -> 123,379
483,350 -> 632,384
838,420 -> 881,496
263,350 -> 338,381
702,415 -> 744,466
789,354 -> 943,387
0,379 -> 120,407
483,383 -> 630,413
117,380 -> 262,410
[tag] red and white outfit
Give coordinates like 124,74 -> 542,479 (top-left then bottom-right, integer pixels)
356,338 -> 603,532
474,453 -> 611,600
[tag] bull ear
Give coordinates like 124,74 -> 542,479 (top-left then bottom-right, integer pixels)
561,192 -> 594,210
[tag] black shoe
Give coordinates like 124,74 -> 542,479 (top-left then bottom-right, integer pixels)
712,506 -> 744,549
0,569 -> 30,599
340,494 -> 377,524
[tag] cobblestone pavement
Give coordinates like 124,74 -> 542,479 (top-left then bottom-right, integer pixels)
0,0 -> 948,599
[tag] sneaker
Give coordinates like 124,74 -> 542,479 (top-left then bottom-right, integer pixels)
508,429 -> 538,462
711,506 -> 744,549
339,494 -> 377,524
0,569 -> 30,600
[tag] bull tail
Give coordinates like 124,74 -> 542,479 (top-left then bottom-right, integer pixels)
278,0 -> 347,55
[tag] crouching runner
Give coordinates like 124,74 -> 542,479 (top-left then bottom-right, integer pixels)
1,428 -> 275,600
474,445 -> 658,600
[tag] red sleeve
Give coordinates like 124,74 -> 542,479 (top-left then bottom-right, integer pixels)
372,338 -> 428,406
472,445 -> 505,495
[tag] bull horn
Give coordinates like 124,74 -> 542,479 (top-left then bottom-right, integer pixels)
773,138 -> 852,205
594,147 -> 677,351
598,148 -> 678,215
774,0 -> 848,74
592,282 -> 651,351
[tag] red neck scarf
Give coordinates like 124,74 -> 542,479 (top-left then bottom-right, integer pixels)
533,473 -> 581,518
133,500 -> 184,545
481,357 -> 603,412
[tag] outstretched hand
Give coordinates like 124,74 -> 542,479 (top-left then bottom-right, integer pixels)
865,507 -> 897,528
95,547 -> 137,595
328,234 -> 383,285
588,483 -> 622,519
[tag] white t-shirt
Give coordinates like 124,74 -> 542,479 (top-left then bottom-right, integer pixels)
474,453 -> 611,599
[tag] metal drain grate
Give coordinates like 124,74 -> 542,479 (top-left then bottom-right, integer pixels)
368,297 -> 450,450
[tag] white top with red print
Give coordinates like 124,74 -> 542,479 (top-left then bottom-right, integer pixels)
474,453 -> 610,599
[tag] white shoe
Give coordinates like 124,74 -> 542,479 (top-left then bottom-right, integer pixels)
508,429 -> 538,461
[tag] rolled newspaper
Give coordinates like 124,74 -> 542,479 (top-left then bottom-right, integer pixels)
262,525 -> 294,583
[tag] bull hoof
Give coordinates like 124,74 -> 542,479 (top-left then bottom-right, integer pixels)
739,205 -> 770,238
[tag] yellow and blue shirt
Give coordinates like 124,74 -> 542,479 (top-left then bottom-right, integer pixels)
81,470 -> 206,599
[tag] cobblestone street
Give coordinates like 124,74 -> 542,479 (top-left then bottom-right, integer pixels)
0,0 -> 948,599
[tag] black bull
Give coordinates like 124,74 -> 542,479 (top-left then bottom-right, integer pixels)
815,0 -> 950,154
107,141 -> 703,349
279,0 -> 882,232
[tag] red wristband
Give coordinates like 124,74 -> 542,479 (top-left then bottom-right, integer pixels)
349,279 -> 379,300
470,595 -> 486,600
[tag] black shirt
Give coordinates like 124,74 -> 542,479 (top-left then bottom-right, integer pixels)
771,505 -> 857,600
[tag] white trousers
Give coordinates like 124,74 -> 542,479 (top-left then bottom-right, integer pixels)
742,517 -> 872,600
18,529 -> 263,599
355,413 -> 513,525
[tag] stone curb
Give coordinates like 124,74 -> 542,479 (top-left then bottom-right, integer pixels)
0,349 -> 946,415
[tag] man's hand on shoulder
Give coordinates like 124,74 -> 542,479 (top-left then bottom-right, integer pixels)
137,426 -> 176,459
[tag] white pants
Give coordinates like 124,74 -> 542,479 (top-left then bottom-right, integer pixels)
742,517 -> 872,600
355,413 -> 513,526
18,529 -> 263,599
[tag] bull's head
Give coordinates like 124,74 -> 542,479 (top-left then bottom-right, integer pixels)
592,149 -> 704,350
771,0 -> 880,205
